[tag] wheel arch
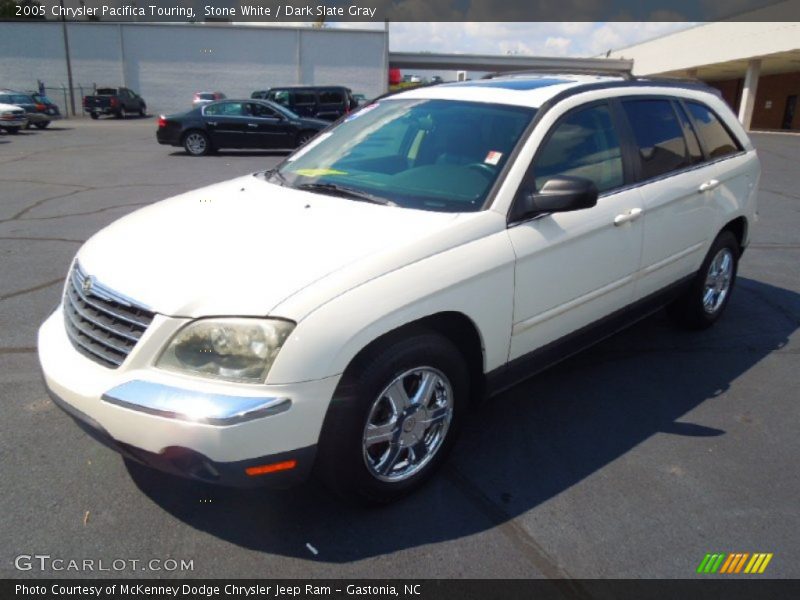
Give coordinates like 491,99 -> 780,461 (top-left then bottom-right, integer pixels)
720,215 -> 748,254
339,311 -> 487,402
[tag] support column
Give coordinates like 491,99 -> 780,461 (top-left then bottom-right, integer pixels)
738,59 -> 761,130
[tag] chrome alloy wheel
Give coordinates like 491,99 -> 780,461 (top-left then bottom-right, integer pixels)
703,248 -> 734,314
362,367 -> 454,482
185,132 -> 207,155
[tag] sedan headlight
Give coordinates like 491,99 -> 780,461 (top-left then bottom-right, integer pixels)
156,318 -> 295,383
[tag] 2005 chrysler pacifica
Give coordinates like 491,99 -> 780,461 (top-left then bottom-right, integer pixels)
39,74 -> 759,503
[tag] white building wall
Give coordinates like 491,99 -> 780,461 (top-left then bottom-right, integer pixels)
607,20 -> 800,75
0,22 -> 387,115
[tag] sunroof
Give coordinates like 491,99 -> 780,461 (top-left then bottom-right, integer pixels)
449,77 -> 571,91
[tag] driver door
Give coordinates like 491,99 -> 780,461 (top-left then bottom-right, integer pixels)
507,101 -> 644,360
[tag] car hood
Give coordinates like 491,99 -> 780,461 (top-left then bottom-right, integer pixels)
76,175 -> 463,318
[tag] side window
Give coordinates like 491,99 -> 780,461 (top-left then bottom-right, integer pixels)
204,102 -> 245,116
294,91 -> 317,106
673,102 -> 704,164
685,101 -> 741,159
319,90 -> 344,104
622,99 -> 694,180
534,103 -> 624,194
268,90 -> 290,106
250,103 -> 278,118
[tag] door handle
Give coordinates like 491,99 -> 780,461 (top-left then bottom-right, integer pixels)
698,179 -> 720,192
247,123 -> 258,128
614,208 -> 643,226
207,121 -> 217,126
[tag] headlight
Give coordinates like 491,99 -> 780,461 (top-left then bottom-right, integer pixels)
156,318 -> 295,383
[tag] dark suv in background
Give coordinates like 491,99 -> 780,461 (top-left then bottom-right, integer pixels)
250,86 -> 358,121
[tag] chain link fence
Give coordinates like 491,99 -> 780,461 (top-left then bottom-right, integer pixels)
36,83 -> 97,118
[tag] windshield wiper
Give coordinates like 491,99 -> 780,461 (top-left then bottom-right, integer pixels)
263,168 -> 287,186
294,182 -> 397,207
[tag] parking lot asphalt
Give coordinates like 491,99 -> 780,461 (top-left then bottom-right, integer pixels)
0,118 -> 798,580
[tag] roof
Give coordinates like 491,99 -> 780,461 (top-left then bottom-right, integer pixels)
390,73 -> 717,108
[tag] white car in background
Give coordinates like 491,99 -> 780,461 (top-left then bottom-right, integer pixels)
0,101 -> 28,133
38,73 -> 759,504
192,91 -> 226,107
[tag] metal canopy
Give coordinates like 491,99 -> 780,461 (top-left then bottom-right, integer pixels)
388,52 -> 633,74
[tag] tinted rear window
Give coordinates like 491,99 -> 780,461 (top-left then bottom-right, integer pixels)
294,91 -> 316,105
96,88 -> 118,96
685,101 -> 741,159
622,99 -> 695,180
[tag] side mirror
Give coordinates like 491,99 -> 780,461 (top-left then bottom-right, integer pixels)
510,176 -> 598,222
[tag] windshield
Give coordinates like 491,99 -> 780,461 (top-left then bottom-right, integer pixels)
4,94 -> 33,104
277,99 -> 535,213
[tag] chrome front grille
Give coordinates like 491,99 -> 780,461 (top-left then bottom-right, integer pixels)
63,263 -> 154,368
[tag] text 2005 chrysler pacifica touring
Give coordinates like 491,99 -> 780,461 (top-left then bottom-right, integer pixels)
39,74 -> 759,503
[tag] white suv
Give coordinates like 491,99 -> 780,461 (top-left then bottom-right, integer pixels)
38,74 -> 759,503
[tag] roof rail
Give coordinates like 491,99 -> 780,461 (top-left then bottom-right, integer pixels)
483,67 -> 634,80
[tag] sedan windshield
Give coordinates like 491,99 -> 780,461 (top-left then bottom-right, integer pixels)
277,98 -> 535,212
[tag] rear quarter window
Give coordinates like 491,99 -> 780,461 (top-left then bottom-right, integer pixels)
685,101 -> 741,159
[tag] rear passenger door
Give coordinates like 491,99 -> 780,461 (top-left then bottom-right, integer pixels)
202,102 -> 249,148
619,97 -> 722,299
507,101 -> 644,360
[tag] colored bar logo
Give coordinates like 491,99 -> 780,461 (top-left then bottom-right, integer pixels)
697,552 -> 773,574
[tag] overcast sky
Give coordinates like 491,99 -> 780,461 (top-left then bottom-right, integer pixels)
334,22 -> 698,57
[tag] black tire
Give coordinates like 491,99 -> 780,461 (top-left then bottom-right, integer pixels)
296,130 -> 316,147
316,330 -> 469,505
139,104 -> 146,117
89,112 -> 99,120
669,230 -> 740,330
182,130 -> 211,156
5,126 -> 20,134
115,108 -> 124,119
34,121 -> 50,129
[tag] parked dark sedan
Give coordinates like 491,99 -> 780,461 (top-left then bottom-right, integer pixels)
157,99 -> 328,156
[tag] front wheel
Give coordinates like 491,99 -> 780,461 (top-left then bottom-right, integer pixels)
296,130 -> 316,147
316,331 -> 468,504
139,105 -> 146,117
89,112 -> 99,120
5,126 -> 20,134
34,121 -> 50,129
669,230 -> 740,329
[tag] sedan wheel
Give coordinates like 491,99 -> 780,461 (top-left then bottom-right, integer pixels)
183,131 -> 210,156
362,367 -> 454,482
296,131 -> 316,147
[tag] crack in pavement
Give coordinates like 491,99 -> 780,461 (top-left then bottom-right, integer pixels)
13,201 -> 150,221
1,189 -> 86,223
0,236 -> 84,244
444,466 -> 591,598
0,347 -> 37,355
0,277 -> 63,302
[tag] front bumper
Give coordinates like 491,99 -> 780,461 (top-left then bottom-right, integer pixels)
0,118 -> 27,128
38,308 -> 340,488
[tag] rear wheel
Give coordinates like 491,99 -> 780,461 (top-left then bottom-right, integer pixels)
183,130 -> 211,156
34,121 -> 50,129
139,104 -> 146,117
89,112 -> 99,120
669,230 -> 740,329
316,331 -> 468,504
